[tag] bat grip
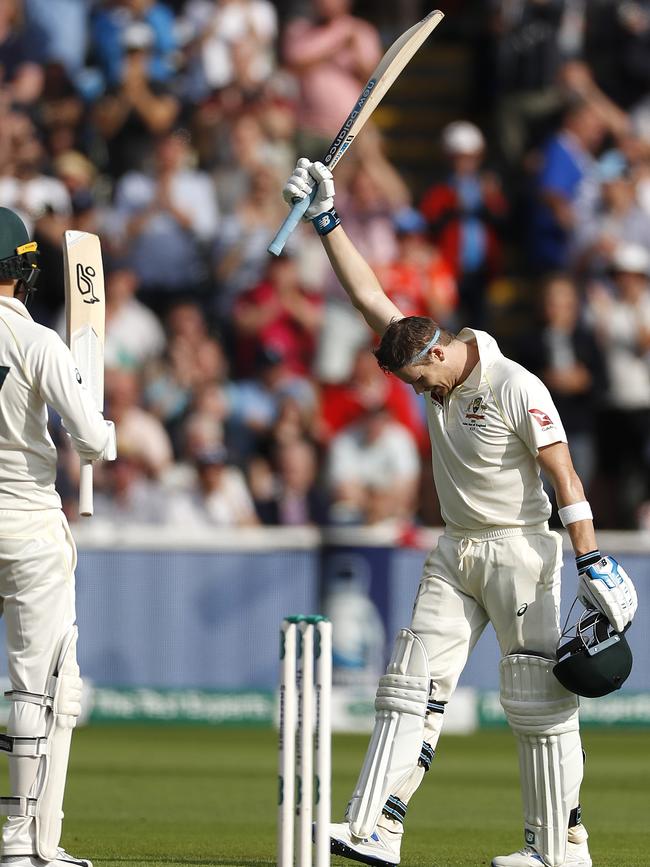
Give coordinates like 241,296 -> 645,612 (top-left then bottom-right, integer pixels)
268,189 -> 318,256
79,460 -> 94,517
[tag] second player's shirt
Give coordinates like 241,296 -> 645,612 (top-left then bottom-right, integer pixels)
425,328 -> 567,532
0,296 -> 109,510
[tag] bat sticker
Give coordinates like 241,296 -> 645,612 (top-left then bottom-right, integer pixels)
324,79 -> 377,164
76,263 -> 100,304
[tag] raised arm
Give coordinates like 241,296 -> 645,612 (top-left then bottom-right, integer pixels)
282,158 -> 403,336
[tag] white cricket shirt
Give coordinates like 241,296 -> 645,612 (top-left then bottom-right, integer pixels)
0,296 -> 109,510
425,328 -> 567,532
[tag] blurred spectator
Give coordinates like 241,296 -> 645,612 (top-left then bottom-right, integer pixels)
161,399 -> 229,492
93,19 -> 180,177
164,444 -> 259,526
212,163 -> 286,320
621,132 -> 650,215
282,0 -> 382,156
226,345 -> 318,461
420,120 -> 508,328
144,330 -> 229,451
93,453 -> 168,524
24,0 -> 89,76
251,437 -> 328,526
586,1 -> 650,120
105,367 -> 174,477
326,405 -> 420,525
38,62 -> 85,158
490,0 -> 579,163
527,98 -> 605,273
180,0 -> 277,95
90,0 -> 177,89
104,268 -> 167,370
232,252 -> 322,377
110,128 -> 219,307
0,117 -> 71,235
518,273 -> 606,498
573,148 -> 650,278
377,206 -> 458,326
0,0 -> 45,106
208,111 -> 289,215
320,345 -> 427,451
489,3 -> 629,164
586,242 -> 650,527
53,150 -> 98,205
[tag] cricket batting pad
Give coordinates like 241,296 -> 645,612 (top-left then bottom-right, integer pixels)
348,629 -> 429,839
500,654 -> 583,867
0,626 -> 82,860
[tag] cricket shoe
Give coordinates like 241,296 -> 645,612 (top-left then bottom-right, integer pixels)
491,839 -> 592,867
329,821 -> 402,867
1,848 -> 93,867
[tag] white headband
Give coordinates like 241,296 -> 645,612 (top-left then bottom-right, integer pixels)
409,327 -> 441,365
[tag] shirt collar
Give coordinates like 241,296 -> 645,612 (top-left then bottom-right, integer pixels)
0,295 -> 33,321
456,327 -> 501,391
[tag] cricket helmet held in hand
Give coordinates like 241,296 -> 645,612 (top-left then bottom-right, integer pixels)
0,207 -> 40,299
553,608 -> 633,698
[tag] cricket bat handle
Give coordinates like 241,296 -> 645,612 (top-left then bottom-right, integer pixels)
79,460 -> 94,517
268,189 -> 317,256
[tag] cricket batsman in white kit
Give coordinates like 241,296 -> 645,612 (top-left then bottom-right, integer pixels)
280,161 -> 638,867
0,208 -> 115,867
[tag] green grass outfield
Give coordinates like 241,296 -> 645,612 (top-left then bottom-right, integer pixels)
18,725 -> 648,867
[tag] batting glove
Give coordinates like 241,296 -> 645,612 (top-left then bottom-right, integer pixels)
283,158 -> 335,220
576,551 -> 638,633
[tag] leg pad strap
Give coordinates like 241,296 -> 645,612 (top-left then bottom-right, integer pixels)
0,797 -> 38,817
0,734 -> 48,759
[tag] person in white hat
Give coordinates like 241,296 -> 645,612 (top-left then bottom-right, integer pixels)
419,120 -> 508,329
587,241 -> 650,526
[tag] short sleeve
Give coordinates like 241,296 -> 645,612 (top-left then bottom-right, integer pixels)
499,369 -> 567,456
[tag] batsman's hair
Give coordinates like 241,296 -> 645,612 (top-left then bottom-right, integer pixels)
374,316 -> 454,372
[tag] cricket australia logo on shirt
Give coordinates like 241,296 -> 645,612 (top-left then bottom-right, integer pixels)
462,396 -> 488,430
528,408 -> 555,431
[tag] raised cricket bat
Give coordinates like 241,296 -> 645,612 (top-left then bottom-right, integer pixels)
63,231 -> 105,517
268,9 -> 444,256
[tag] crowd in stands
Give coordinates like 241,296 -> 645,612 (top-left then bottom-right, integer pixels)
4,0 -> 650,530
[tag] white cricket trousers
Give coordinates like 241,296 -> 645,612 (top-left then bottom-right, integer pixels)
0,508 -> 78,856
411,523 -> 563,746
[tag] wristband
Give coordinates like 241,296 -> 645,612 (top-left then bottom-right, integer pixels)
575,550 -> 601,573
312,208 -> 341,236
558,501 -> 593,527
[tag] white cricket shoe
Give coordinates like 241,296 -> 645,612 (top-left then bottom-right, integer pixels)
329,821 -> 402,867
491,839 -> 592,867
1,848 -> 93,867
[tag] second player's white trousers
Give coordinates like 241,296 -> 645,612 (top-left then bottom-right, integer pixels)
0,508 -> 78,856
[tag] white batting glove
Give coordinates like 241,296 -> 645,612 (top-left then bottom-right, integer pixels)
576,552 -> 638,633
282,158 -> 335,220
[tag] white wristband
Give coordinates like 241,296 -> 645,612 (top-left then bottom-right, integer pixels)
558,501 -> 593,527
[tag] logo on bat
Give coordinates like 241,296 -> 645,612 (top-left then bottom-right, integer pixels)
325,79 -> 376,164
76,263 -> 100,304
